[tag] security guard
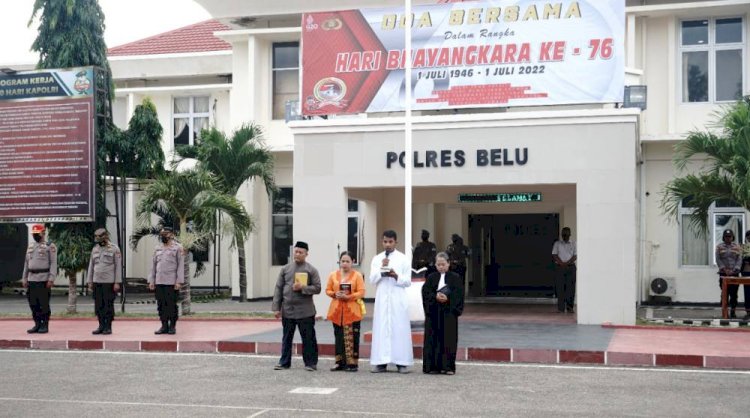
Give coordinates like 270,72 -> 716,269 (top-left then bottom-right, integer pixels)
22,224 -> 57,334
86,228 -> 122,335
148,227 -> 184,335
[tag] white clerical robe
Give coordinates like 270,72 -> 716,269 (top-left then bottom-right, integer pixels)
369,249 -> 414,366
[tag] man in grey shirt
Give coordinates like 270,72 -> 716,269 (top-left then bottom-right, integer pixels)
272,241 -> 321,371
87,228 -> 122,335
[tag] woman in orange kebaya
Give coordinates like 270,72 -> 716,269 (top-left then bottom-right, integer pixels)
326,251 -> 365,371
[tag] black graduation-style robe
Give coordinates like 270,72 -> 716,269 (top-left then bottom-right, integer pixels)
421,270 -> 464,373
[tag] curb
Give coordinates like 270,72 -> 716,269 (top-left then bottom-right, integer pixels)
604,323 -> 750,333
2,339 -> 749,370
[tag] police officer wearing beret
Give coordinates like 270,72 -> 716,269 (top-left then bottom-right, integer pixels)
87,228 -> 122,335
22,224 -> 57,334
148,227 -> 184,335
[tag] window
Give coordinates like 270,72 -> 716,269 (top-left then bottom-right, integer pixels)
272,187 -> 293,265
173,96 -> 210,147
272,42 -> 300,120
679,198 -> 745,266
680,17 -> 744,103
347,199 -> 361,264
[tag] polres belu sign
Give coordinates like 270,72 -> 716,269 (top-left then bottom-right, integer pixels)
0,67 -> 97,223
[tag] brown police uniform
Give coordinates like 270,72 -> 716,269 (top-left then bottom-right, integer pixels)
148,241 -> 184,334
87,242 -> 122,334
22,240 -> 57,333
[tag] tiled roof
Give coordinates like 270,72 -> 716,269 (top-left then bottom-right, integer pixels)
108,19 -> 231,57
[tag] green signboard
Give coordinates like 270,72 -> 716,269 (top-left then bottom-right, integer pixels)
458,193 -> 542,203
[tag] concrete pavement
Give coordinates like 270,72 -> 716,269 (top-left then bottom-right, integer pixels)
2,298 -> 750,370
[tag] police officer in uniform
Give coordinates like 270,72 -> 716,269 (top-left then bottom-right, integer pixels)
22,224 -> 57,334
148,227 -> 184,335
86,228 -> 122,335
413,229 -> 438,276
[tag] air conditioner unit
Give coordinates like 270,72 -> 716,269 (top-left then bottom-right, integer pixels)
649,277 -> 676,298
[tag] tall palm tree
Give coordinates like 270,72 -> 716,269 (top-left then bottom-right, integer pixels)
661,97 -> 750,232
134,169 -> 251,314
175,124 -> 276,302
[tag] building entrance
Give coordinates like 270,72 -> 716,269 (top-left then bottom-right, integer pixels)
468,214 -> 558,298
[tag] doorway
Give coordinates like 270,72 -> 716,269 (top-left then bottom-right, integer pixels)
468,214 -> 559,298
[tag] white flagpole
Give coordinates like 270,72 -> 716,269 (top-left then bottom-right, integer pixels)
404,0 -> 413,263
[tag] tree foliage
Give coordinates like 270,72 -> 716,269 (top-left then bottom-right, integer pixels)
30,0 -> 114,312
133,169 -> 252,314
175,124 -> 276,301
661,97 -> 750,233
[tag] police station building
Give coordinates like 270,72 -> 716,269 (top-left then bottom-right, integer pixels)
30,0 -> 746,325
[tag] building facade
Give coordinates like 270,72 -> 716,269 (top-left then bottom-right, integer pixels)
5,0 -> 745,325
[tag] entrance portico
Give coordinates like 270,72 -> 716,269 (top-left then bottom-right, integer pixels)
290,109 -> 640,325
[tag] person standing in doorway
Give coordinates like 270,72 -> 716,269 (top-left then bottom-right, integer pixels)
87,228 -> 122,335
22,224 -> 56,334
422,252 -> 464,375
413,229 -> 437,276
446,234 -> 469,280
552,227 -> 577,313
369,229 -> 413,373
325,251 -> 365,372
148,227 -> 184,334
272,241 -> 322,371
716,229 -> 742,318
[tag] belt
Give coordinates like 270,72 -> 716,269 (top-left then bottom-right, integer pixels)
28,268 -> 50,274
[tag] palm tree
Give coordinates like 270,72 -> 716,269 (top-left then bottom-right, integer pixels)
175,124 -> 276,302
134,169 -> 251,314
661,97 -> 750,232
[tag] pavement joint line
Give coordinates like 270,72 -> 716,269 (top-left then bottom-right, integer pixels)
0,397 -> 418,416
248,410 -> 270,418
5,349 -> 750,375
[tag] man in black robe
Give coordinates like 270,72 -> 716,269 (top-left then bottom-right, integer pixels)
421,252 -> 464,375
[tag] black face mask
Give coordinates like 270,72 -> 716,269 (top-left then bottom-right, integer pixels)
160,236 -> 170,244
98,240 -> 107,246
32,234 -> 43,243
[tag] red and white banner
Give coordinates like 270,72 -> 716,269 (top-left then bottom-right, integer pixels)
301,0 -> 624,115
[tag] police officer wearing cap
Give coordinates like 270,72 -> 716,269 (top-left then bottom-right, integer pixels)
87,228 -> 122,335
716,229 -> 742,318
148,227 -> 184,334
22,224 -> 57,334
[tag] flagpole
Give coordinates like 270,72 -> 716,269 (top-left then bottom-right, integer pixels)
404,0 -> 413,263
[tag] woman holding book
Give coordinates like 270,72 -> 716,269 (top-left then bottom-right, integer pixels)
421,252 -> 464,375
325,251 -> 366,371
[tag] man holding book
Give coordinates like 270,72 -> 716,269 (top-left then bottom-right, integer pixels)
272,241 -> 322,371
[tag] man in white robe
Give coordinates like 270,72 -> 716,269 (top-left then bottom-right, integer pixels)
369,229 -> 414,373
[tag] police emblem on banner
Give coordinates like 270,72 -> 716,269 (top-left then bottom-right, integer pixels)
310,77 -> 347,109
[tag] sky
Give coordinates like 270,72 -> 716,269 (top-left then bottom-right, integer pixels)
0,0 -> 211,65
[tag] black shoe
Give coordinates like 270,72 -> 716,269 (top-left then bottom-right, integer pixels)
101,328 -> 112,335
37,321 -> 48,334
304,365 -> 317,371
346,366 -> 358,372
154,327 -> 168,335
330,365 -> 346,371
730,309 -> 737,319
371,365 -> 387,373
167,326 -> 176,335
92,328 -> 103,335
27,323 -> 40,334
273,364 -> 289,370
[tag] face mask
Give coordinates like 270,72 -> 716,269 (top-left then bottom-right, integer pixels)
98,239 -> 107,246
32,234 -> 42,243
160,236 -> 169,244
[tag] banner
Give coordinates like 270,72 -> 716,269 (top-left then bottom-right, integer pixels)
301,0 -> 624,115
0,67 -> 96,223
